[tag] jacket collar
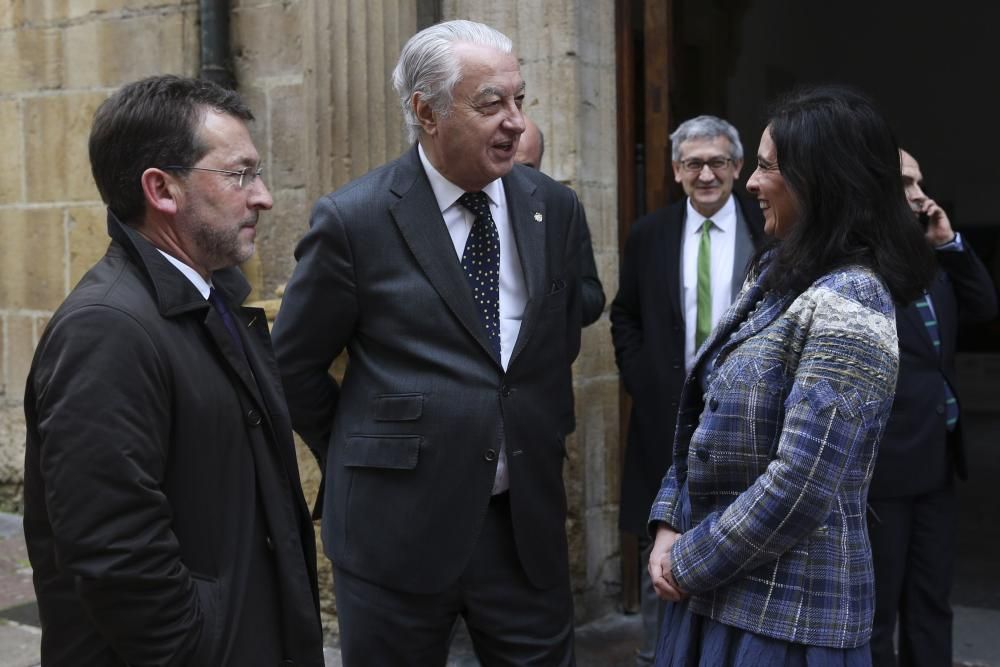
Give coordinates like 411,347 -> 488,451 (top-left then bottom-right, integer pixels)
388,146 -> 544,368
106,209 -> 252,317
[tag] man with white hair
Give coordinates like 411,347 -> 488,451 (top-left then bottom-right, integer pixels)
611,114 -> 764,664
273,20 -> 583,665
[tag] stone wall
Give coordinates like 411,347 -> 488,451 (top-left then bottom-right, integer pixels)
0,0 -> 200,510
0,0 -> 621,628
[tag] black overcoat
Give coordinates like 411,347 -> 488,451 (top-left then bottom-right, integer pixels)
23,213 -> 324,666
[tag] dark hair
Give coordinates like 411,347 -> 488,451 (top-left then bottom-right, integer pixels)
752,86 -> 934,304
88,75 -> 253,224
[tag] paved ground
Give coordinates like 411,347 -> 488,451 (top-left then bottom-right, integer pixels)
2,512 -> 997,666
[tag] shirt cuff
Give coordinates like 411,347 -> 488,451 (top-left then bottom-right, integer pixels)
935,232 -> 964,252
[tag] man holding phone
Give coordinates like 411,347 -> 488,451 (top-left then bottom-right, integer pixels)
867,149 -> 997,666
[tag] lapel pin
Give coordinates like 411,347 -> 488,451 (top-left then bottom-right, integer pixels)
533,212 -> 543,223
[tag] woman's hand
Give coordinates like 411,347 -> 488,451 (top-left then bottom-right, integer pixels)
648,523 -> 688,602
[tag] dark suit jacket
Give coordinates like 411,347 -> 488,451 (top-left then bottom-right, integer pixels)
869,239 -> 997,498
578,212 -> 606,325
610,193 -> 764,536
23,213 -> 324,666
272,146 -> 583,594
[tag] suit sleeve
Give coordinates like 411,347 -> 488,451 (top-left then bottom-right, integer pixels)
564,191 -> 584,363
577,208 -> 606,326
669,285 -> 897,594
272,196 -> 360,456
31,307 -> 212,666
936,239 -> 998,322
609,222 -> 645,396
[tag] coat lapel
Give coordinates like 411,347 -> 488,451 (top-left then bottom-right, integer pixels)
664,203 -> 686,330
731,205 -> 755,299
688,268 -> 789,373
205,275 -> 268,413
504,167 -> 545,367
906,273 -> 949,358
388,148 -> 500,365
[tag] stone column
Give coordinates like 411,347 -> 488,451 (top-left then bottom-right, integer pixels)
304,0 -> 416,202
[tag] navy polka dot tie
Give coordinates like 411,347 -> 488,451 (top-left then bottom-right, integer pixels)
458,191 -> 501,360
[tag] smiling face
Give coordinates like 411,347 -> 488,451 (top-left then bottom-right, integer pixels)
416,42 -> 526,191
173,110 -> 272,274
672,135 -> 742,218
746,126 -> 798,239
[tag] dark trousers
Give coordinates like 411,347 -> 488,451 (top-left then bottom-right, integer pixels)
333,493 -> 575,666
868,484 -> 956,667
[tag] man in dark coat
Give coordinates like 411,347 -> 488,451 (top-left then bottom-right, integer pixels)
22,75 -> 325,666
867,149 -> 997,667
516,115 -> 606,325
272,20 -> 582,667
610,115 -> 764,664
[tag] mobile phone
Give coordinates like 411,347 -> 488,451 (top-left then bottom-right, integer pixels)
918,210 -> 930,228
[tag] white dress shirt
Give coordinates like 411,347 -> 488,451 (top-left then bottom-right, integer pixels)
681,195 -> 737,372
157,249 -> 212,298
418,144 -> 527,493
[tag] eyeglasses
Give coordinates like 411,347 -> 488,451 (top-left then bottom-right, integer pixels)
162,164 -> 264,189
679,157 -> 733,173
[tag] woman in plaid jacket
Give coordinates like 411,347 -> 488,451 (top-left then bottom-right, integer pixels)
647,87 -> 936,665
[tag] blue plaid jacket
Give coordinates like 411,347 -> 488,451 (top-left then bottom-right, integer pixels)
649,264 -> 898,648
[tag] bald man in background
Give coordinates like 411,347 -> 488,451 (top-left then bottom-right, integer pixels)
516,116 -> 605,326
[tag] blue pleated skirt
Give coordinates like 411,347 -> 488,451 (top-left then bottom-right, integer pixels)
652,485 -> 872,667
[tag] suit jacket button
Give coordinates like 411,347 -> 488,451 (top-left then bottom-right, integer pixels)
265,535 -> 275,551
708,397 -> 719,411
500,385 -> 511,397
484,449 -> 498,462
246,409 -> 262,426
696,448 -> 710,462
936,404 -> 945,415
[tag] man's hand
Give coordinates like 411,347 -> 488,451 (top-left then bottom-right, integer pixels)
918,196 -> 956,246
647,524 -> 688,602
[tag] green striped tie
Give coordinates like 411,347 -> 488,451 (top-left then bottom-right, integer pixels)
695,219 -> 713,349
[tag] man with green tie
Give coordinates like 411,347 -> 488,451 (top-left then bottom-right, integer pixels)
610,115 -> 764,665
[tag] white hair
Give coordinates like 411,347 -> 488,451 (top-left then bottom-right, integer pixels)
391,20 -> 513,143
670,115 -> 744,161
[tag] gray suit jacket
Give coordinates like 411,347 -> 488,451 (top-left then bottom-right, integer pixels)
273,145 -> 583,593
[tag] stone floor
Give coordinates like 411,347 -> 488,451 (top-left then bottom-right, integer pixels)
2,511 -> 998,666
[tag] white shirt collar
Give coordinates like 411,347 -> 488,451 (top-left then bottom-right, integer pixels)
156,249 -> 212,299
418,143 -> 504,211
684,194 -> 737,237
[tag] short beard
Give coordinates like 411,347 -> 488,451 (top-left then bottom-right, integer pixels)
190,215 -> 256,271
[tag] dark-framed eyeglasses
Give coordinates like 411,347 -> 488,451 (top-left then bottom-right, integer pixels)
162,164 -> 264,189
679,157 -> 733,173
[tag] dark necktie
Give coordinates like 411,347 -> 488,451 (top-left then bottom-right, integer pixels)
457,191 -> 501,361
208,287 -> 246,357
914,293 -> 958,430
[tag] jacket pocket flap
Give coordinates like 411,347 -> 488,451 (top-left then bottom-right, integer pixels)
344,435 -> 420,469
374,393 -> 424,421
